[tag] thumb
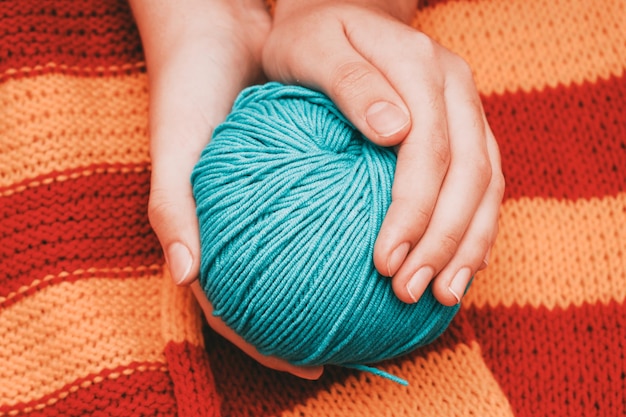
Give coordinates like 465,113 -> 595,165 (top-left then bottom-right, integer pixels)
144,43 -> 229,287
262,7 -> 411,147
148,167 -> 200,285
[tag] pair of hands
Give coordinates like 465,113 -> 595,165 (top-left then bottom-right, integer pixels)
130,0 -> 504,379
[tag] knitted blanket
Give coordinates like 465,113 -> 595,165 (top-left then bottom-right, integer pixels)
1,0 -> 624,416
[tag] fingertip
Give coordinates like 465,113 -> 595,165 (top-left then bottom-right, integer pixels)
431,284 -> 463,307
391,273 -> 421,305
148,187 -> 202,286
165,241 -> 198,285
292,365 -> 324,380
431,267 -> 473,307
385,241 -> 410,277
373,205 -> 420,278
372,230 -> 402,277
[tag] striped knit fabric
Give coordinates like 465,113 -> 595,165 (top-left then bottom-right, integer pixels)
1,0 -> 624,416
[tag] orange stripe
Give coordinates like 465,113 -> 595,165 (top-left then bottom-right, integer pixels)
465,193 -> 626,309
0,62 -> 146,83
161,270 -> 204,346
0,265 -> 204,346
0,265 -> 161,308
281,341 -> 513,417
0,275 -> 166,406
1,363 -> 170,416
0,72 -> 149,188
414,0 -> 626,94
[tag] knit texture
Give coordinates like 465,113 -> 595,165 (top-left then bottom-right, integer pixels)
192,83 -> 460,366
1,0 -> 625,416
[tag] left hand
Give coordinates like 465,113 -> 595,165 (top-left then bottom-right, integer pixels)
130,0 -> 323,380
263,0 -> 505,306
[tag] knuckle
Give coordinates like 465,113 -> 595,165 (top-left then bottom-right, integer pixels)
472,154 -> 493,189
410,204 -> 433,235
463,233 -> 494,270
147,194 -> 172,231
466,99 -> 485,128
474,233 -> 493,257
408,31 -> 439,61
451,54 -> 474,80
388,196 -> 433,240
329,61 -> 374,100
439,232 -> 461,258
428,133 -> 451,168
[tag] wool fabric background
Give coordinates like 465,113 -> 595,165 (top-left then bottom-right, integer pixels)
191,82 -> 461,366
1,0 -> 624,416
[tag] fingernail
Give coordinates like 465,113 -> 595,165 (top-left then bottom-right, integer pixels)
366,101 -> 410,137
406,266 -> 434,303
166,242 -> 193,284
386,242 -> 410,277
448,267 -> 472,305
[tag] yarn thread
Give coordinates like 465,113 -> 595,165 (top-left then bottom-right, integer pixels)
191,82 -> 461,367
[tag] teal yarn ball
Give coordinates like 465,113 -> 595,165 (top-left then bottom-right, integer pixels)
191,82 -> 461,367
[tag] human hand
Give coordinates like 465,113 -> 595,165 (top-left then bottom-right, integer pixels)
130,0 -> 322,379
130,0 -> 271,286
263,0 -> 505,306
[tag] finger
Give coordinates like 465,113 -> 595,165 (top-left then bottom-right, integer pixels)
147,46 -> 237,285
341,21 -> 453,277
430,213 -> 498,307
430,119 -> 504,304
391,57 -> 493,304
190,283 -> 324,380
149,94 -> 206,287
372,82 -> 450,277
262,9 -> 412,146
149,167 -> 201,286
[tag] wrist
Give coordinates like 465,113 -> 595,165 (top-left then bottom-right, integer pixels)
274,0 -> 418,24
130,0 -> 269,68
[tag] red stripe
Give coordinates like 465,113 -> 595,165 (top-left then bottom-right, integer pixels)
207,311 -> 476,416
1,363 -> 177,416
467,302 -> 626,417
164,341 -> 222,417
0,0 -> 144,80
0,166 -> 162,302
205,321 -> 328,417
484,73 -> 626,201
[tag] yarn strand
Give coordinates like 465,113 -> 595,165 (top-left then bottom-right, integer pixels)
191,82 -> 463,367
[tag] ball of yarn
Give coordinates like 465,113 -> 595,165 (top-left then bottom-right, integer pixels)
191,82 -> 461,367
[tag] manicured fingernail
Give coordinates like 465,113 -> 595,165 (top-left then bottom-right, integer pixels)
449,267 -> 472,305
366,101 -> 410,137
406,266 -> 434,303
166,242 -> 193,284
386,242 -> 410,277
